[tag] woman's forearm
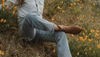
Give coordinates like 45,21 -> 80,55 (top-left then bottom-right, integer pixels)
0,1 -> 15,10
0,3 -> 13,10
5,1 -> 14,10
0,0 -> 17,10
0,4 -> 2,10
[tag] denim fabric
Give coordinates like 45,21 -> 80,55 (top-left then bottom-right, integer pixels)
19,14 -> 72,57
36,30 -> 72,57
19,14 -> 55,40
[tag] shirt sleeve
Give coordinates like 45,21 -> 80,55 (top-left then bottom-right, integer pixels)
0,0 -> 17,10
5,0 -> 17,10
0,4 -> 2,10
5,0 -> 17,5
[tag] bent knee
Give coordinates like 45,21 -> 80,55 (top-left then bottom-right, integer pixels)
55,31 -> 66,42
56,31 -> 66,37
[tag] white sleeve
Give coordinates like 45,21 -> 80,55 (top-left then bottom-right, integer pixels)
0,0 -> 17,10
4,0 -> 17,10
0,4 -> 2,10
5,0 -> 17,5
0,3 -> 14,10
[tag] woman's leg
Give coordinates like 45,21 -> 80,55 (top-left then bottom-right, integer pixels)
20,14 -> 82,40
21,14 -> 55,40
36,29 -> 72,57
24,14 -> 55,33
24,14 -> 82,34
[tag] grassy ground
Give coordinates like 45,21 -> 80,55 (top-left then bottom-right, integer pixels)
0,0 -> 100,57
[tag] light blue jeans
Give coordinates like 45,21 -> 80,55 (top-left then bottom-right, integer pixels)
19,14 -> 72,57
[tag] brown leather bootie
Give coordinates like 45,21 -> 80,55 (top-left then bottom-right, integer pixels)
57,25 -> 82,35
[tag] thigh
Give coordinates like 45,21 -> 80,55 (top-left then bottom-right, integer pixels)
36,29 -> 65,43
36,29 -> 55,42
25,14 -> 55,32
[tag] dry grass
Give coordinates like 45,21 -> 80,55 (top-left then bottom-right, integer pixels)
0,0 -> 100,57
